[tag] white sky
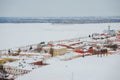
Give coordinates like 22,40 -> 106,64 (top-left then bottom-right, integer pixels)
0,0 -> 120,17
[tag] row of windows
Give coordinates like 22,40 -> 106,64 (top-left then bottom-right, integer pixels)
4,66 -> 29,75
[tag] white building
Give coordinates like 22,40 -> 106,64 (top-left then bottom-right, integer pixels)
116,30 -> 120,41
3,56 -> 44,75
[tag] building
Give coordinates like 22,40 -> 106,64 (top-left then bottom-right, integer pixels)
34,44 -> 42,52
42,46 -> 51,53
3,62 -> 31,75
0,58 -> 17,66
3,56 -> 44,75
19,52 -> 40,56
103,29 -> 116,36
50,46 -> 67,56
116,30 -> 120,42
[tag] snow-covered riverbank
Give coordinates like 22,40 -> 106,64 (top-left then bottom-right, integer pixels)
0,23 -> 120,50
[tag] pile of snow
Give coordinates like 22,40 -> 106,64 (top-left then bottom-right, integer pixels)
16,53 -> 120,80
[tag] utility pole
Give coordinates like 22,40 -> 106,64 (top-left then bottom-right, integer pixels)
72,72 -> 73,80
106,25 -> 111,44
108,25 -> 110,35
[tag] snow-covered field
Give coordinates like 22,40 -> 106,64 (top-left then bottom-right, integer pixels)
16,54 -> 120,80
0,23 -> 120,50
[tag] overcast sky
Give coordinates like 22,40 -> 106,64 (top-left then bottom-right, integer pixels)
0,0 -> 120,17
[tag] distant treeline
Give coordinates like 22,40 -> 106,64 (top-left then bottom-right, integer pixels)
0,16 -> 120,23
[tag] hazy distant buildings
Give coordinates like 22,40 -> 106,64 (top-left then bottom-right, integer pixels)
116,30 -> 120,41
103,29 -> 116,36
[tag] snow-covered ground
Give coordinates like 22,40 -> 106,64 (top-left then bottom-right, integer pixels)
16,53 -> 120,80
0,23 -> 120,50
0,23 -> 120,80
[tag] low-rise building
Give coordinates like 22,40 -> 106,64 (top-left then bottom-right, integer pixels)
103,29 -> 116,36
3,62 -> 31,75
19,52 -> 40,56
42,46 -> 51,53
50,46 -> 67,56
3,56 -> 44,75
116,30 -> 120,42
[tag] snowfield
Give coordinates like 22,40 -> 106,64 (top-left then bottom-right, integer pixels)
0,23 -> 120,50
16,54 -> 120,80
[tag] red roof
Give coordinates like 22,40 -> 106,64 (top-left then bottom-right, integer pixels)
75,49 -> 84,54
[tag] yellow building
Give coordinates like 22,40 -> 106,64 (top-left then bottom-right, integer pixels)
51,46 -> 67,56
0,58 -> 17,65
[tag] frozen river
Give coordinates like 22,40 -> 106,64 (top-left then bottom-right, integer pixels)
0,23 -> 120,50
